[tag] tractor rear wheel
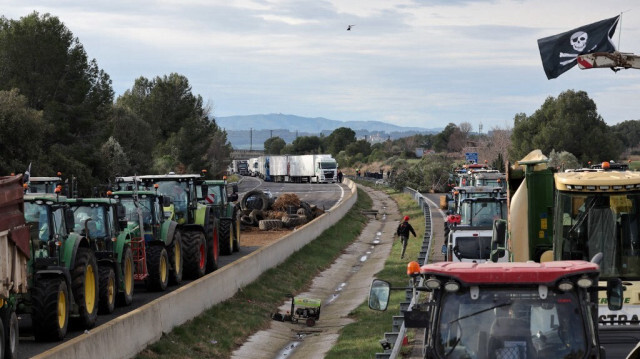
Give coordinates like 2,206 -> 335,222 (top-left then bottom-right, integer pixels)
4,310 -> 18,359
32,277 -> 69,341
205,214 -> 219,273
98,266 -> 116,314
219,219 -> 232,256
168,231 -> 183,285
117,246 -> 134,306
182,231 -> 207,278
72,247 -> 99,328
146,245 -> 169,291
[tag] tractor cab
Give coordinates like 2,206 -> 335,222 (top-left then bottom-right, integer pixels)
370,260 -> 624,359
137,174 -> 201,225
25,176 -> 64,194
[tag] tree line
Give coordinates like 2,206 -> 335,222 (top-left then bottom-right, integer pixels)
0,12 -> 231,195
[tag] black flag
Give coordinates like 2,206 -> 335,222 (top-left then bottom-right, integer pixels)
537,16 -> 619,79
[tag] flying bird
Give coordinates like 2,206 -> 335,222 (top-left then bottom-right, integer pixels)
347,25 -> 355,31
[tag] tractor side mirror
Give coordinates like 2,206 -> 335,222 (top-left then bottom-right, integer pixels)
116,204 -> 128,230
228,193 -> 239,202
64,208 -> 75,233
369,279 -> 390,311
607,278 -> 624,311
490,219 -> 507,262
201,185 -> 208,197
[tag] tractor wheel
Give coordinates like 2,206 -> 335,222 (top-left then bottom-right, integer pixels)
146,245 -> 169,291
98,266 -> 116,314
259,219 -> 283,230
168,230 -> 183,285
182,230 -> 207,278
32,277 -> 69,341
240,215 -> 253,226
4,310 -> 18,359
117,246 -> 134,306
219,219 -> 233,256
241,190 -> 269,211
205,215 -> 219,273
72,247 -> 99,329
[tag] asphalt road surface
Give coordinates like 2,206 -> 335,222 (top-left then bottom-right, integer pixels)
20,177 -> 348,358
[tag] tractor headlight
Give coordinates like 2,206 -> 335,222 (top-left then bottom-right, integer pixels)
576,276 -> 594,288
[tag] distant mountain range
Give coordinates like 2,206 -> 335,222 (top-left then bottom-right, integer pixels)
215,114 -> 442,149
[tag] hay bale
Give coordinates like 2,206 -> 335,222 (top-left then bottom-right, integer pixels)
272,193 -> 301,211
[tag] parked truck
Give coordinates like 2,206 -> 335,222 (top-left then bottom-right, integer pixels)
0,175 -> 29,357
370,259 -> 625,359
256,154 -> 338,183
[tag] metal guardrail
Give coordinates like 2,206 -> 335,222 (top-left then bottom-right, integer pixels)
376,187 -> 433,359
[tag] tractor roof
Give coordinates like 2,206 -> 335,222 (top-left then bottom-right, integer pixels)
24,193 -> 67,203
420,260 -> 598,285
29,176 -> 62,182
110,190 -> 157,197
138,174 -> 201,181
555,171 -> 640,192
66,197 -> 117,205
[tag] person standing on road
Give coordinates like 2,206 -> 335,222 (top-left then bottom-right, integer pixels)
396,216 -> 417,259
337,170 -> 343,183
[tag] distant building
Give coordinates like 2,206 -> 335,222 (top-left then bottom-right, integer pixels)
415,148 -> 424,157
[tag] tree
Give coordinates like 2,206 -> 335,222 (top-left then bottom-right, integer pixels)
291,136 -> 323,154
433,123 -> 459,152
345,140 -> 371,157
509,90 -> 621,163
100,137 -> 130,179
116,73 -> 231,176
548,150 -> 581,170
0,89 -> 46,174
611,120 -> 640,151
264,136 -> 286,154
0,12 -> 114,194
325,127 -> 355,155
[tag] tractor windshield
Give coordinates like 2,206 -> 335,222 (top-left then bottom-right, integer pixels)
437,287 -> 588,359
554,191 -> 640,279
154,181 -> 189,221
459,199 -> 506,227
70,205 -> 109,238
25,202 -> 52,241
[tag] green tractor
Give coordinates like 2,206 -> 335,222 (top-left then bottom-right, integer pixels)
137,174 -> 220,278
197,179 -> 240,255
65,197 -> 135,313
110,190 -> 183,291
22,192 -> 99,341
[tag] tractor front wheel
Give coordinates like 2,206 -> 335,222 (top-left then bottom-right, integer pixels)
168,231 -> 183,285
72,247 -> 99,328
146,245 -> 169,291
117,246 -> 134,306
98,266 -> 116,314
4,310 -> 18,359
32,277 -> 69,341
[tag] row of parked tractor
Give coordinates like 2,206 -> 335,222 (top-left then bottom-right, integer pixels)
0,171 -> 241,358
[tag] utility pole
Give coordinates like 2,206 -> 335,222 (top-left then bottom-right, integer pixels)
270,130 -> 273,138
250,128 -> 253,151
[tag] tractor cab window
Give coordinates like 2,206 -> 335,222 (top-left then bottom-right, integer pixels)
459,200 -> 506,227
155,181 -> 189,220
71,205 -> 108,238
52,207 -> 66,237
25,202 -> 51,241
119,197 -> 153,228
437,287 -> 587,359
555,192 -> 640,279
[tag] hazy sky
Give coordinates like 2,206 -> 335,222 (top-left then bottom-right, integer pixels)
3,0 -> 640,130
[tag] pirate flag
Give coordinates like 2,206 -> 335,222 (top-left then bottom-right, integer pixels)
537,15 -> 619,79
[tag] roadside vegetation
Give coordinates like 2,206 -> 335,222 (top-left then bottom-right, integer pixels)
326,182 -> 425,359
136,187 -> 373,359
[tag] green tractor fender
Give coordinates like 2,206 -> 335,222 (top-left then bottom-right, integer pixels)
194,203 -> 208,227
61,233 -> 92,269
160,220 -> 178,246
114,231 -> 132,264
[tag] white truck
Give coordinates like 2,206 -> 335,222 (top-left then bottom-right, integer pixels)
248,157 -> 259,176
262,154 -> 338,183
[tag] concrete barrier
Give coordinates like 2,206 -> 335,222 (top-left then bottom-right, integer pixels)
34,179 -> 357,359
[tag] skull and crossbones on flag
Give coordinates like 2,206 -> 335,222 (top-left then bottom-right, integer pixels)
538,16 -> 620,79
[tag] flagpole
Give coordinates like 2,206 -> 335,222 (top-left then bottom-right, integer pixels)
619,9 -> 632,50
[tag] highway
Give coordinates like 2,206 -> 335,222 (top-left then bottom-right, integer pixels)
20,177 -> 347,358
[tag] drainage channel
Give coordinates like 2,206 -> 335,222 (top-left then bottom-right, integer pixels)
273,205 -> 388,359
